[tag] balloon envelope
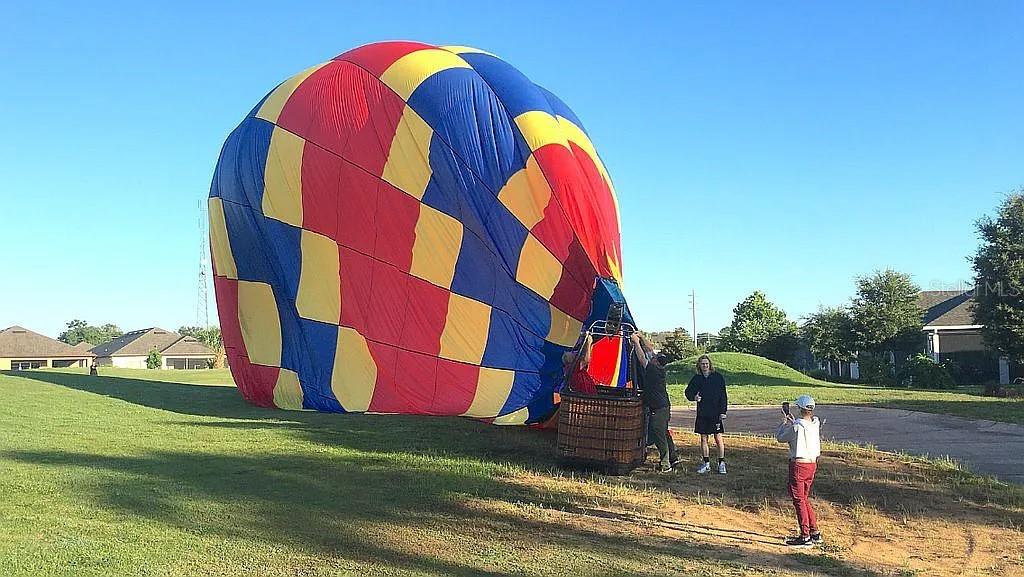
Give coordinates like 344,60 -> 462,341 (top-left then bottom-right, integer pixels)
208,41 -> 633,424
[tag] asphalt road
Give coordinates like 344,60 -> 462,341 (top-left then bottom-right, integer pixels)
670,405 -> 1024,484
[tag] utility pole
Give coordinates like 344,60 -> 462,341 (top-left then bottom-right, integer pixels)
689,289 -> 697,347
197,199 -> 209,327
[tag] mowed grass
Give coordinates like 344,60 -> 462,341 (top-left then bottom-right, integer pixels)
667,353 -> 1024,425
42,366 -> 235,385
1,369 -> 1023,576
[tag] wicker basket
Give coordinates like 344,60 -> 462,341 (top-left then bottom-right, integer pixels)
556,392 -> 647,475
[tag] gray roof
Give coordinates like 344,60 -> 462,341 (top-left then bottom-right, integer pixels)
91,328 -> 213,357
0,326 -> 95,358
918,290 -> 977,327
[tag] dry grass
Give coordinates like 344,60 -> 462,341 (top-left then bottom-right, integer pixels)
531,431 -> 1024,576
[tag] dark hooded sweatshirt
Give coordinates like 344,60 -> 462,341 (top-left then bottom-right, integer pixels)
684,371 -> 728,418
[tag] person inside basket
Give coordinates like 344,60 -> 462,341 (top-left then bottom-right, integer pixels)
563,332 -> 597,395
776,394 -> 823,548
685,355 -> 729,474
630,334 -> 678,473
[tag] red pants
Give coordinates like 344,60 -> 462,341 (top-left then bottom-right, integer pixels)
788,460 -> 818,537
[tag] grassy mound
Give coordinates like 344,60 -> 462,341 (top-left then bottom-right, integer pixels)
663,353 -> 1024,423
667,352 -> 824,386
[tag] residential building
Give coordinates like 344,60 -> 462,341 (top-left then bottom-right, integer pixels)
0,326 -> 95,370
919,290 -> 1009,384
91,327 -> 215,369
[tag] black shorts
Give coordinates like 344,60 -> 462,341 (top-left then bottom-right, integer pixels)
694,416 -> 724,435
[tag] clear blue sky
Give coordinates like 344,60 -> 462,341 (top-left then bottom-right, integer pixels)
2,1 -> 1021,338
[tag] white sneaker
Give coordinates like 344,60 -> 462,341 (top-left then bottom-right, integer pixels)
718,461 -> 727,475
697,462 -> 711,474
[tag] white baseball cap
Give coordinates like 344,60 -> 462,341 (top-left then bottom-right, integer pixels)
795,394 -> 816,409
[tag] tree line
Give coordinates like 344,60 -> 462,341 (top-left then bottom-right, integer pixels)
58,321 -> 222,352
651,190 -> 1024,389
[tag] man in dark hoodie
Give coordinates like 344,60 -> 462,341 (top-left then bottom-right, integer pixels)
685,354 -> 728,474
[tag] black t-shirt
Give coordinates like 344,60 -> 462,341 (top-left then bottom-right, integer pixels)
643,363 -> 670,410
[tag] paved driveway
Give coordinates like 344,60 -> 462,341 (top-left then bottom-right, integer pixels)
670,405 -> 1024,484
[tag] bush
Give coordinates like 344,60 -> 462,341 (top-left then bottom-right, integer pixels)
939,351 -> 1000,385
660,329 -> 696,363
146,349 -> 162,370
857,353 -> 896,387
896,354 -> 956,390
941,358 -> 964,385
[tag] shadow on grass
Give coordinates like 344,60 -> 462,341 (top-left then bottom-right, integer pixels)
8,370 -> 1019,573
3,369 -> 567,474
0,447 -> 889,577
3,370 -> 897,575
2,370 -> 263,418
12,370 -> 1023,522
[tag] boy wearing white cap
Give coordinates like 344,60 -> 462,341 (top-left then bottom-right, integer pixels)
775,394 -> 822,548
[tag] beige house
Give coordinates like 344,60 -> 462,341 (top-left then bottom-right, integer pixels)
0,326 -> 95,370
91,327 -> 215,369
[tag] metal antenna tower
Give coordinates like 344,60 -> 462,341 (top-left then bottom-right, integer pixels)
689,289 -> 697,347
197,199 -> 209,327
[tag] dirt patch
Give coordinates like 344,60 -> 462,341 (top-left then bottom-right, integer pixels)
505,434 -> 1024,576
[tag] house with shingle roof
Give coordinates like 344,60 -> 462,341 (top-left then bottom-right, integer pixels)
920,290 -> 982,355
91,327 -> 215,369
0,326 -> 95,370
918,289 -> 1010,383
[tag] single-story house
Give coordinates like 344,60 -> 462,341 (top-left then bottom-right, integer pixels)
918,290 -> 1012,384
0,325 -> 96,370
91,327 -> 216,369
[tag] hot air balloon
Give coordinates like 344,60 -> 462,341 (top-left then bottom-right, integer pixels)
208,41 -> 636,425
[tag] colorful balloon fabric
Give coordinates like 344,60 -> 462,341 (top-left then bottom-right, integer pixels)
208,41 -> 632,424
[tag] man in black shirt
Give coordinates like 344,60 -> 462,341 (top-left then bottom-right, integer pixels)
630,334 -> 677,473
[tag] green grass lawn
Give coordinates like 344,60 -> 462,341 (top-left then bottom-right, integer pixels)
1,369 -> 1022,576
1,369 -> 678,577
41,366 -> 235,385
667,353 -> 1024,425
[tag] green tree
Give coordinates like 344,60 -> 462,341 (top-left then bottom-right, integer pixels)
177,326 -> 222,350
709,327 -> 731,352
146,349 -> 162,369
719,291 -> 799,363
58,320 -> 94,345
972,192 -> 1024,360
99,324 -> 123,341
849,269 -> 923,354
58,320 -> 123,346
660,327 -> 696,362
802,306 -> 857,375
179,326 -> 225,368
